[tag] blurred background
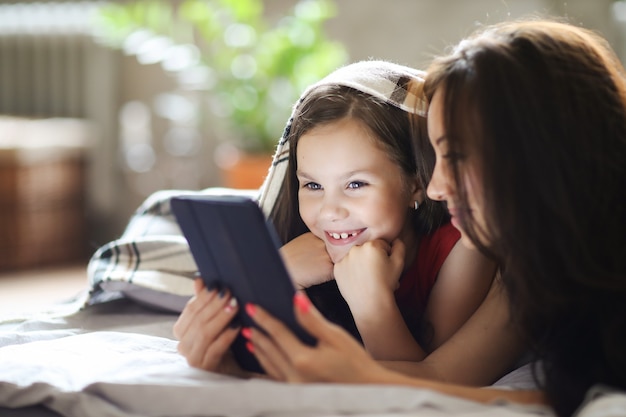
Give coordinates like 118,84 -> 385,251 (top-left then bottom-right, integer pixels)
0,0 -> 623,272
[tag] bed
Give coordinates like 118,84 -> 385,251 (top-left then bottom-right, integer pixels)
1,188 -> 624,417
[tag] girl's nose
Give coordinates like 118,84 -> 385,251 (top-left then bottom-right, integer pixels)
319,195 -> 349,221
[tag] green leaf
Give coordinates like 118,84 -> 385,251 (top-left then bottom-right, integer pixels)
92,0 -> 348,152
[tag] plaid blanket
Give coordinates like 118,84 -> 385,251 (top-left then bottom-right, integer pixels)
86,60 -> 428,312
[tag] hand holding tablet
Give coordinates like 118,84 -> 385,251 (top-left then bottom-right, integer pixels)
171,195 -> 316,373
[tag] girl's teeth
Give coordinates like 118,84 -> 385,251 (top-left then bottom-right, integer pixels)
330,232 -> 354,240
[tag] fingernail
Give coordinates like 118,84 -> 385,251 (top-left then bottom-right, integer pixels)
245,303 -> 256,317
246,341 -> 254,353
224,297 -> 238,313
294,292 -> 310,313
241,327 -> 252,339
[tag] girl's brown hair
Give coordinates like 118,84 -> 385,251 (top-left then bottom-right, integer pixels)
268,84 -> 449,340
270,84 -> 447,244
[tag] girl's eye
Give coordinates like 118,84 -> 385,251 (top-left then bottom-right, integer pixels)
303,182 -> 322,190
347,181 -> 367,189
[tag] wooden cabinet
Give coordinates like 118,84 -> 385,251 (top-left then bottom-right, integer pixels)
0,117 -> 91,270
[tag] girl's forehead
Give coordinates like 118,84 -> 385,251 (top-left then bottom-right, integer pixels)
299,118 -> 380,146
296,123 -> 404,175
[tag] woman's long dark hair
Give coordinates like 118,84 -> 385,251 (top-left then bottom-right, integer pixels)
424,19 -> 626,417
268,84 -> 449,340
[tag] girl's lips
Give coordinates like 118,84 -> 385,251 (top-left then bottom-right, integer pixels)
324,228 -> 365,246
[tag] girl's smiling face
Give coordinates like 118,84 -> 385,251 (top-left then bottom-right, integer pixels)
296,117 -> 420,263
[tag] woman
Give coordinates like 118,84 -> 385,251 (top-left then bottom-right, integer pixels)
242,19 -> 626,417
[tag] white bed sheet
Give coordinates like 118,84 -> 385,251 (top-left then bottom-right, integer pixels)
0,298 -> 534,417
0,297 -> 623,417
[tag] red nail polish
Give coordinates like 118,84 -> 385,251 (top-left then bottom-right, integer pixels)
246,341 -> 254,353
294,292 -> 310,313
245,303 -> 256,317
241,327 -> 252,339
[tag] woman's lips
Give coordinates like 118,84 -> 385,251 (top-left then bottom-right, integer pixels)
447,208 -> 459,228
450,215 -> 461,230
325,228 -> 365,246
447,207 -> 469,230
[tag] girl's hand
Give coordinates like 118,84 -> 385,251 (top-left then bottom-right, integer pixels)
244,292 -> 389,383
173,278 -> 242,373
280,232 -> 334,290
333,238 -> 405,315
332,238 -> 424,360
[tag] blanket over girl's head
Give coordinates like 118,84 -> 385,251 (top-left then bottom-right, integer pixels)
258,60 -> 427,216
84,60 -> 427,313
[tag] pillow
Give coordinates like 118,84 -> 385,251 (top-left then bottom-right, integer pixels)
86,187 -> 260,313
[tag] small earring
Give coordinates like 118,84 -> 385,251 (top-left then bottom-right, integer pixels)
413,200 -> 420,210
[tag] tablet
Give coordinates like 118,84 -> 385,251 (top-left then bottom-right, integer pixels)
170,195 -> 316,373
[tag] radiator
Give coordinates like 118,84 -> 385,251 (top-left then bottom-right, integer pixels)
0,1 -> 124,265
0,2 -> 103,118
0,1 -> 218,249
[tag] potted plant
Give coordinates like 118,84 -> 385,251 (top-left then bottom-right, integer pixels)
93,0 -> 348,188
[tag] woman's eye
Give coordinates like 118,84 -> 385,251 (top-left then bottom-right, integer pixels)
443,151 -> 465,162
347,181 -> 367,189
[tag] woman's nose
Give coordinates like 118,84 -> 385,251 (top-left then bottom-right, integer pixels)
427,162 -> 448,202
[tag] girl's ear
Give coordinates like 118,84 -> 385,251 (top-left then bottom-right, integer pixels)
408,177 -> 425,209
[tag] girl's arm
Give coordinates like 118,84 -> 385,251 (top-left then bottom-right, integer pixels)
333,239 -> 428,360
333,238 -> 497,364
280,232 -> 334,289
245,292 -> 546,408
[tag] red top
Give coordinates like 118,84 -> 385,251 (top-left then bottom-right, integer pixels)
394,222 -> 461,340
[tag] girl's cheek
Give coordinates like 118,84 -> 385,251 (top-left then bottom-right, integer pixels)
298,200 -> 314,226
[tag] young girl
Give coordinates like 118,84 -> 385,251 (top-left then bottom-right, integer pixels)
242,20 -> 626,417
174,61 -> 508,370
